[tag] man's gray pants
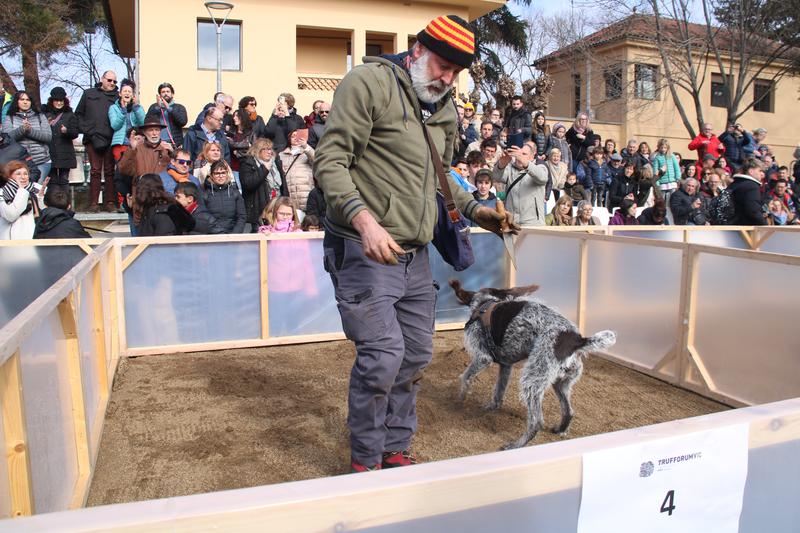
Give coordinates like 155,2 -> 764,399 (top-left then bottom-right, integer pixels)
323,234 -> 436,466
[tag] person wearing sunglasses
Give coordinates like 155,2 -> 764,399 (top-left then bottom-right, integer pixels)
158,148 -> 201,195
75,70 -> 120,212
307,101 -> 329,149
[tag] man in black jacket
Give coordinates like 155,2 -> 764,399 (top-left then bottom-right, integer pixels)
728,158 -> 767,225
503,96 -> 532,142
33,185 -> 91,238
264,93 -> 306,152
669,178 -> 707,225
147,82 -> 188,148
75,71 -> 118,211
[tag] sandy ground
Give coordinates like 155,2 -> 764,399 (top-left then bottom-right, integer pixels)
87,331 -> 727,506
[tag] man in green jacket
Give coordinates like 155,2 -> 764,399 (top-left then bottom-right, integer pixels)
315,14 -> 514,473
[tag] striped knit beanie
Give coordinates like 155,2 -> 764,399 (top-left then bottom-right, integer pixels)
416,15 -> 475,69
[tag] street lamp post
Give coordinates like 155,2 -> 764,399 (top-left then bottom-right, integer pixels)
205,2 -> 234,93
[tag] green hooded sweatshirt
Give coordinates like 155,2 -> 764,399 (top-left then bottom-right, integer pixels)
313,55 -> 480,247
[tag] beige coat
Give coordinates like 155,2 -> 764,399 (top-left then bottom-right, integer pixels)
279,145 -> 315,212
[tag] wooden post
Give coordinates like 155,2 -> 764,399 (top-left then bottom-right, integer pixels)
576,238 -> 588,334
92,265 -> 109,400
260,239 -> 270,340
113,242 -> 128,354
676,248 -> 702,390
0,351 -> 34,517
57,294 -> 91,507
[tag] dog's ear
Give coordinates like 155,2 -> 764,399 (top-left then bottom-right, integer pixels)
449,279 -> 475,305
506,284 -> 540,298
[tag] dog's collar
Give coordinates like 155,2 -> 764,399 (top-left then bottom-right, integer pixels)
467,300 -> 499,330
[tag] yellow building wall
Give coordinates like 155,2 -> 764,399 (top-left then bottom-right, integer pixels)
541,42 -> 798,165
296,36 -> 349,75
137,0 -> 480,118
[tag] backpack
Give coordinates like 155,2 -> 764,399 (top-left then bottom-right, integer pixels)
709,189 -> 735,225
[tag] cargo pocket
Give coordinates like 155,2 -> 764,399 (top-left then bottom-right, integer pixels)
337,288 -> 383,343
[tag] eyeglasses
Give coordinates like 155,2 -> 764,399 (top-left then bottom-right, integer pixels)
212,171 -> 228,176
319,110 -> 330,114
246,101 -> 257,107
103,77 -> 117,84
175,159 -> 191,165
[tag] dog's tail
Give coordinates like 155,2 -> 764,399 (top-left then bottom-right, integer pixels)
582,330 -> 617,353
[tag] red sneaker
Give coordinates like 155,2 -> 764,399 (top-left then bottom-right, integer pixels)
350,459 -> 382,473
382,450 -> 418,468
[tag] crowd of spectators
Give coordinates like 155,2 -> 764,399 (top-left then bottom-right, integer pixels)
452,103 -> 800,228
1,73 -> 799,239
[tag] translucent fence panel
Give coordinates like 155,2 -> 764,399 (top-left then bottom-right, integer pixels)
430,232 -> 508,324
123,242 -> 261,348
267,238 -> 341,337
515,232 -> 580,322
693,253 -> 800,404
18,311 -> 78,514
687,230 -> 749,250
0,246 -> 86,330
612,230 -> 684,242
77,275 -> 101,459
584,240 -> 683,369
757,230 -> 800,256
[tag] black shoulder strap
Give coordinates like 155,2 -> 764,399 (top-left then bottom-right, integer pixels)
422,124 -> 460,223
505,169 -> 528,198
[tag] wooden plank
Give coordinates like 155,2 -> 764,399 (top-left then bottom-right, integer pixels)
113,242 -> 128,355
119,244 -> 149,272
738,229 -> 754,250
91,265 -> 109,400
689,242 -> 800,266
576,238 -> 588,334
57,294 -> 91,503
77,243 -> 94,255
0,351 -> 34,516
260,240 -> 269,340
686,344 -> 718,391
0,238 -> 106,247
0,240 -> 114,366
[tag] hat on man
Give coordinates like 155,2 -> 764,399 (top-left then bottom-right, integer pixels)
611,153 -> 623,162
416,15 -> 475,69
702,154 -> 717,162
49,87 -> 67,100
463,102 -> 475,111
141,112 -> 167,129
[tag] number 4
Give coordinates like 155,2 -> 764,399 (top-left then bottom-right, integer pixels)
660,490 -> 676,516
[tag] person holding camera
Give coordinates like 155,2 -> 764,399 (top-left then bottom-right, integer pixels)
147,82 -> 188,148
0,160 -> 45,239
719,122 -> 754,169
670,177 -> 709,225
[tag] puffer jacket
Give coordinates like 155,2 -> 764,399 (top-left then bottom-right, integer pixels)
718,131 -> 753,166
33,207 -> 90,238
728,174 -> 766,225
308,116 -> 326,149
108,100 -> 145,147
0,187 -> 41,239
314,53 -> 479,246
44,108 -> 79,169
137,203 -> 195,236
669,187 -> 701,225
239,155 -> 286,226
0,134 -> 39,181
608,173 -> 636,209
2,111 -> 52,164
651,152 -> 681,189
280,145 -> 315,212
264,111 -> 306,153
188,204 -> 226,235
492,161 -> 548,226
204,179 -> 246,233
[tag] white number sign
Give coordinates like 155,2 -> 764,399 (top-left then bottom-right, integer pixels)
577,424 -> 749,533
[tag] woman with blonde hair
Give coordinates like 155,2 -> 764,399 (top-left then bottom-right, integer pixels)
545,195 -> 574,226
279,128 -> 315,213
195,142 -> 238,190
652,138 -> 681,203
239,137 -> 286,231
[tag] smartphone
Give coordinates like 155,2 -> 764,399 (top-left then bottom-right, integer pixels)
295,129 -> 309,144
508,133 -> 525,149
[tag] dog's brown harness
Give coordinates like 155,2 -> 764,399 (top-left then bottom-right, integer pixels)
466,300 -> 500,330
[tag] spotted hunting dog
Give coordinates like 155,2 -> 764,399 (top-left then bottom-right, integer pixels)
450,280 -> 616,450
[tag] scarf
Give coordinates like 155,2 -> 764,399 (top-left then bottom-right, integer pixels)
546,161 -> 568,189
258,158 -> 282,191
185,201 -> 198,214
248,111 -> 258,121
167,168 -> 189,183
553,209 -> 572,226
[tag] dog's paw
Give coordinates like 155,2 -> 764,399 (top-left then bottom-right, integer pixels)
483,401 -> 501,411
499,440 -> 519,451
551,426 -> 569,436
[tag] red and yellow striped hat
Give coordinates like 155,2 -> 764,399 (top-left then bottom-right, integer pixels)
416,15 -> 475,69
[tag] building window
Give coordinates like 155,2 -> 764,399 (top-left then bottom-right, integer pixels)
753,79 -> 774,113
573,73 -> 581,116
710,74 -> 727,108
197,20 -> 241,71
634,64 -> 657,100
604,65 -> 622,100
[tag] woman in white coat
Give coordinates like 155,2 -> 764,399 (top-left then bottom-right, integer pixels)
0,160 -> 44,240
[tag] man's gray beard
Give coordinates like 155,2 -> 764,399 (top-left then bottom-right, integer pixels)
410,51 -> 451,104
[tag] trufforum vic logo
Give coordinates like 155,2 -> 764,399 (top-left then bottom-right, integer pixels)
640,451 -> 703,477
